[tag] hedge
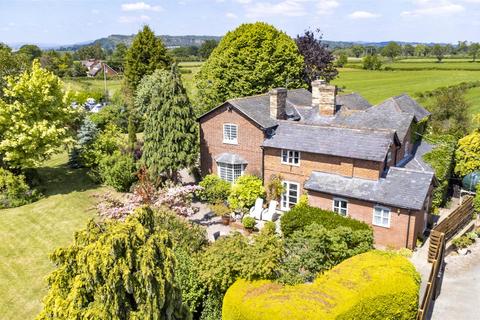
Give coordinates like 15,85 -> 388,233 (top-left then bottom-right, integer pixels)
280,204 -> 371,237
222,250 -> 420,320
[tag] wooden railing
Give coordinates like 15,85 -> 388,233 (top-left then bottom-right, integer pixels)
427,196 -> 474,262
417,231 -> 445,320
418,196 -> 474,319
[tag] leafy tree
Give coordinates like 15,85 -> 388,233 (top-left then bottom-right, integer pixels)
429,88 -> 470,137
457,41 -> 469,54
108,43 -> 128,71
69,117 -> 98,168
381,41 -> 401,61
336,53 -> 348,67
403,44 -> 415,56
227,175 -> 266,210
135,67 -> 197,181
455,130 -> 480,176
124,25 -> 171,93
171,46 -> 199,59
295,29 -> 338,86
279,224 -> 373,284
414,44 -> 428,57
17,44 -> 42,61
195,22 -> 304,113
0,44 -> 28,96
350,45 -> 364,58
75,43 -> 105,60
432,44 -> 445,62
469,43 -> 480,62
37,207 -> 191,320
71,61 -> 88,77
198,39 -> 218,59
98,150 -> 137,191
0,61 -> 77,169
362,54 -> 383,70
0,168 -> 40,208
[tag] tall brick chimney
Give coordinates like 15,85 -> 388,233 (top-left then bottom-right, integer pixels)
312,80 -> 337,117
269,88 -> 287,120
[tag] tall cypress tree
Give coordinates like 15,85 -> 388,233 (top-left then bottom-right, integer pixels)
124,25 -> 171,94
135,66 -> 198,181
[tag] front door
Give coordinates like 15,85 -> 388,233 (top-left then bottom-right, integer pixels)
281,181 -> 299,211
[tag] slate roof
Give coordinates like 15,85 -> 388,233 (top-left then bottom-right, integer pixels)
332,102 -> 415,142
262,122 -> 395,162
336,93 -> 372,111
402,140 -> 435,173
304,167 -> 434,210
377,94 -> 431,122
215,153 -> 248,164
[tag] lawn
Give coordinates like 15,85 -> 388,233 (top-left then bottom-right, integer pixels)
0,153 -> 103,320
63,78 -> 123,97
333,68 -> 480,105
179,61 -> 202,100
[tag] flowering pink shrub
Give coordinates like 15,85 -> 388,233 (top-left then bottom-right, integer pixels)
95,185 -> 202,220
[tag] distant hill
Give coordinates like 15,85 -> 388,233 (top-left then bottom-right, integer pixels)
323,40 -> 445,49
57,34 -> 222,51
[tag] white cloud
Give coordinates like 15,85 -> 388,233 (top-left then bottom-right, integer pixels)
316,0 -> 339,15
225,12 -> 238,19
118,15 -> 151,23
401,0 -> 464,17
349,11 -> 381,19
121,2 -> 162,12
244,0 -> 311,18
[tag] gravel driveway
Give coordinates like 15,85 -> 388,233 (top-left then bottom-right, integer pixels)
431,240 -> 480,320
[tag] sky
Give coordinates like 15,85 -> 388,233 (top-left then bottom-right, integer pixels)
1,0 -> 480,45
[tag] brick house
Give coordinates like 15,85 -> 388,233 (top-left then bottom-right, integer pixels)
199,80 -> 435,249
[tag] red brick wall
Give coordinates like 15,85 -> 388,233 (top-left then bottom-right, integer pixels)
263,147 -> 383,186
308,191 -> 425,249
199,104 -> 265,177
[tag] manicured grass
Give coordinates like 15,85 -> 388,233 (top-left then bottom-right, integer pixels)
333,68 -> 480,105
179,61 -> 202,100
64,78 -> 123,97
0,153 -> 103,320
466,87 -> 480,115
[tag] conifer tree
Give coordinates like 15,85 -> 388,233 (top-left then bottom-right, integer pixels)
135,67 -> 197,182
37,207 -> 191,320
124,25 -> 171,93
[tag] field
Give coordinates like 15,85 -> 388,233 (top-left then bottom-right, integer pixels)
64,78 -> 123,97
179,62 -> 203,100
0,153 -> 103,320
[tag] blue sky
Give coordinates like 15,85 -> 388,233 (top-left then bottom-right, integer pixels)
1,0 -> 480,45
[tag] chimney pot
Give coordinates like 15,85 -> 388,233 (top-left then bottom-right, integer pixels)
270,88 -> 287,120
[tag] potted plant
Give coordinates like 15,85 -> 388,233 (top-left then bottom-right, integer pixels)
210,203 -> 231,225
242,216 -> 256,233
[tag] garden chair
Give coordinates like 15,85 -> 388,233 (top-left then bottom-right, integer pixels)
249,198 -> 264,220
261,200 -> 279,221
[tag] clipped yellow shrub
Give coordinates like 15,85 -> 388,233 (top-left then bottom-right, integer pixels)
222,250 -> 420,320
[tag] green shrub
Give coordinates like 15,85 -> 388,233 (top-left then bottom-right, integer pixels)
197,174 -> 231,204
0,168 -> 41,208
242,216 -> 256,230
280,204 -> 371,237
263,221 -> 277,234
452,235 -> 474,249
98,151 -> 137,192
279,224 -> 373,284
466,232 -> 478,240
222,251 -> 420,320
228,175 -> 265,210
474,187 -> 480,213
362,54 -> 383,70
266,174 -> 284,202
209,203 -> 230,217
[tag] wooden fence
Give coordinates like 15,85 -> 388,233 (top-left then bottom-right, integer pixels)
418,196 -> 474,319
417,231 -> 445,320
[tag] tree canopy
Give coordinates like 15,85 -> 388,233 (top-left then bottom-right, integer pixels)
195,22 -> 305,113
17,44 -> 42,62
455,130 -> 480,177
295,29 -> 338,86
198,39 -> 218,59
37,207 -> 191,320
381,41 -> 401,60
124,25 -> 171,93
135,67 -> 197,181
0,61 -> 77,169
432,44 -> 445,62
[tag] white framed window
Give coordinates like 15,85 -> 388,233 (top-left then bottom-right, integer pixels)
223,124 -> 238,144
333,198 -> 348,216
281,149 -> 300,166
217,163 -> 244,183
281,181 -> 299,211
373,205 -> 391,228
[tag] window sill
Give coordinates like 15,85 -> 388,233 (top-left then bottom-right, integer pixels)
223,141 -> 238,145
372,223 -> 390,229
280,162 -> 300,167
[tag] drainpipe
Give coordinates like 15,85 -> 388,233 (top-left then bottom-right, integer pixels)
406,209 -> 412,249
261,146 -> 265,182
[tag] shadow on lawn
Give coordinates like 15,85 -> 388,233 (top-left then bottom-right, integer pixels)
35,163 -> 98,197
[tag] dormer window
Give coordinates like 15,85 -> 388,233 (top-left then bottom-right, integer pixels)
223,124 -> 238,144
281,149 -> 300,166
